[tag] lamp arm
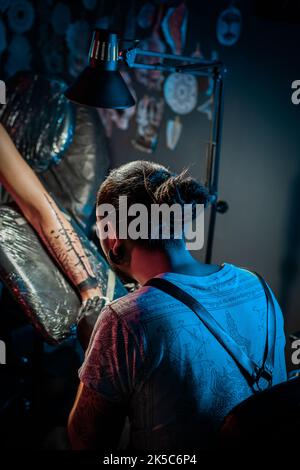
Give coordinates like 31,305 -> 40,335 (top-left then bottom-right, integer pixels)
128,62 -> 214,77
122,47 -> 224,74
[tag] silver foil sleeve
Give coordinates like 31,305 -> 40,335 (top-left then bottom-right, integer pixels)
0,204 -> 127,344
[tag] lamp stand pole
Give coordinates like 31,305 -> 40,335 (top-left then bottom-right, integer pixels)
205,67 -> 225,264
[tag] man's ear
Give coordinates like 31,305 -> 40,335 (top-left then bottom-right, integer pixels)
96,219 -> 125,255
96,218 -> 116,242
110,236 -> 124,257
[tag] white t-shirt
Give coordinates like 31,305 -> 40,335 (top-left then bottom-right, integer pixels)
79,263 -> 287,451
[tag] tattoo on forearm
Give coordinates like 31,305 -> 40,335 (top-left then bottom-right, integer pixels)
39,193 -> 95,288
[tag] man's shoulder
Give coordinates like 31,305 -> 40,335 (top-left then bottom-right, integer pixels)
105,284 -> 158,321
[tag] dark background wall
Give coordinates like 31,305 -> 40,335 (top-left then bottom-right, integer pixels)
1,0 -> 300,343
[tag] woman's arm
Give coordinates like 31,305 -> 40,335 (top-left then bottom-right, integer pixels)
0,123 -> 102,302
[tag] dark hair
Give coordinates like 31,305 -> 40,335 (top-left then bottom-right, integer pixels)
97,160 -> 210,248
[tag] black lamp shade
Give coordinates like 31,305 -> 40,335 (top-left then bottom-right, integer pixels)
64,67 -> 135,109
64,29 -> 135,109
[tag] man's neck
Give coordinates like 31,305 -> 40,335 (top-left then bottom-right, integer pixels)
129,244 -> 208,286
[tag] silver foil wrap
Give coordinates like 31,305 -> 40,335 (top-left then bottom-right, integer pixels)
0,72 -> 110,232
40,105 -> 110,233
0,72 -> 75,172
0,204 -> 126,344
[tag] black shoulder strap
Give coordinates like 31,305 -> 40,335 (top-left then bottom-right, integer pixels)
252,271 -> 276,385
145,272 -> 276,392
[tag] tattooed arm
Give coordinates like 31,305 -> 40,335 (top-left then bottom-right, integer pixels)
0,123 -> 101,302
68,382 -> 127,450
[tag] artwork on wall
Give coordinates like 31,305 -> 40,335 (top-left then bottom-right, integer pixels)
216,4 -> 242,46
164,72 -> 198,115
197,96 -> 213,122
7,0 -> 35,34
132,95 -> 165,154
137,2 -> 156,30
161,1 -> 188,55
166,115 -> 182,150
163,72 -> 197,149
0,1 -> 233,155
134,31 -> 166,91
51,3 -> 71,35
135,4 -> 166,91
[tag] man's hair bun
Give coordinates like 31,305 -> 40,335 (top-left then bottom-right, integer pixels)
154,170 -> 210,209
